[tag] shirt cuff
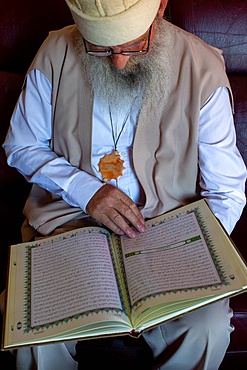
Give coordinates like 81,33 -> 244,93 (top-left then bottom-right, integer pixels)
62,172 -> 104,213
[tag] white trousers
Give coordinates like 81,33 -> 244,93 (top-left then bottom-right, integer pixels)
143,298 -> 233,369
1,289 -> 233,370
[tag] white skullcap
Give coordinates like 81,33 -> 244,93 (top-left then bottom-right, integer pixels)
64,0 -> 161,46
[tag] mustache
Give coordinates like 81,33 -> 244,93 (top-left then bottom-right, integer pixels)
74,20 -> 173,109
80,52 -> 149,107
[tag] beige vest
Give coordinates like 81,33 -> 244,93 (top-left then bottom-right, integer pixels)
22,22 -> 232,240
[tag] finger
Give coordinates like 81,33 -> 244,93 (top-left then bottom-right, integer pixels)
86,185 -> 145,236
88,199 -> 144,237
113,200 -> 145,234
98,209 -> 137,238
119,194 -> 145,225
98,198 -> 145,237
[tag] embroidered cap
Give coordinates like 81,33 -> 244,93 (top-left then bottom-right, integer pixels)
64,0 -> 161,46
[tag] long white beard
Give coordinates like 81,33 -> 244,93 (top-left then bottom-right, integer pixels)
75,21 -> 174,113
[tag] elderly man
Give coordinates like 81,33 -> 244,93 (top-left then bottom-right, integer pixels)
1,0 -> 246,369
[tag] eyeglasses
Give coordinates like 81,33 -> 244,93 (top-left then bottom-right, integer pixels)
83,25 -> 152,57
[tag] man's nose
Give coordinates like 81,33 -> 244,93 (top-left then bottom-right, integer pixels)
110,54 -> 131,69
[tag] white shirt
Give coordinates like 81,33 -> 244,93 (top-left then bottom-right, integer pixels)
3,70 -> 246,234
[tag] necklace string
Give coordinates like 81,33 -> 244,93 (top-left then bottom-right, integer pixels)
109,98 -> 137,151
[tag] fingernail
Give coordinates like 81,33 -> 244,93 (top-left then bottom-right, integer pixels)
138,224 -> 145,233
128,230 -> 136,238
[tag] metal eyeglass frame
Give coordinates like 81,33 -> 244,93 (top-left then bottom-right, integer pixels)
83,24 -> 152,57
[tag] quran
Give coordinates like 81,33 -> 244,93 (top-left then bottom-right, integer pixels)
2,199 -> 247,350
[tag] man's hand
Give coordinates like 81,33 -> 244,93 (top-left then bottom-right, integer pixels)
86,184 -> 145,238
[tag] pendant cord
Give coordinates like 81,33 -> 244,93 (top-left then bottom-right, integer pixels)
109,98 -> 137,151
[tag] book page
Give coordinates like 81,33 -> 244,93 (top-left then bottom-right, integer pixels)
121,211 -> 222,306
30,229 -> 122,326
4,200 -> 247,349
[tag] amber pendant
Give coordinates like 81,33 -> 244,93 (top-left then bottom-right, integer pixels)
98,150 -> 125,182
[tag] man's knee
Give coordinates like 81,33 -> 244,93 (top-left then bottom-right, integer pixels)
181,298 -> 233,340
143,299 -> 233,369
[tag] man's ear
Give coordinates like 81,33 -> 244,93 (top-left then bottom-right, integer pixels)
157,0 -> 169,19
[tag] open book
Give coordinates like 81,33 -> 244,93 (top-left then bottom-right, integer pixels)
2,199 -> 247,350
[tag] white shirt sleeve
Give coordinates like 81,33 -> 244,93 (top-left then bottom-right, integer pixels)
3,70 -> 104,213
3,71 -> 246,234
198,86 -> 246,234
